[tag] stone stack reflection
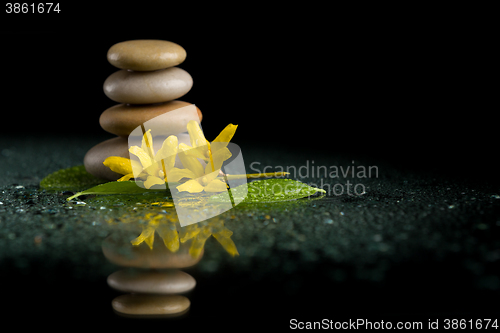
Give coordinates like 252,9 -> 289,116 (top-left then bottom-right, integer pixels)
102,230 -> 202,318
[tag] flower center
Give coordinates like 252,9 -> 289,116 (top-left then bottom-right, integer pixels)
201,176 -> 209,185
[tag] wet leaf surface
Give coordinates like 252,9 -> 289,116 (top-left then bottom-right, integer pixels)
210,178 -> 326,203
40,165 -> 108,191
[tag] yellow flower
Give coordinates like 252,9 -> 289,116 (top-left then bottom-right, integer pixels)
103,122 -> 289,193
182,120 -> 236,170
174,164 -> 227,193
103,129 -> 189,189
173,121 -> 237,193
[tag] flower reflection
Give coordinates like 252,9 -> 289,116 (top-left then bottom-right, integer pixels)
130,213 -> 180,252
180,218 -> 239,258
107,211 -> 238,258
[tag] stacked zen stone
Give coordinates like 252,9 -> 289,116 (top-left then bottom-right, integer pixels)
84,40 -> 202,180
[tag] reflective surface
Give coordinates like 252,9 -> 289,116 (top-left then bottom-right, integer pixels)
1,137 -> 500,328
102,209 -> 239,318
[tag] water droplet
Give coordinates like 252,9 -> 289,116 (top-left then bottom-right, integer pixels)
324,218 -> 333,224
34,235 -> 43,245
491,194 -> 500,199
448,205 -> 455,209
100,206 -> 106,210
340,212 -> 344,216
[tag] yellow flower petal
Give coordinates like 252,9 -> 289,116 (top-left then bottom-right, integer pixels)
179,143 -> 207,160
204,178 -> 228,192
178,151 -> 205,178
179,225 -> 200,243
176,179 -> 204,193
144,232 -> 155,249
211,124 -> 237,151
143,161 -> 161,177
187,120 -> 206,148
129,146 -> 153,169
141,129 -> 154,156
203,169 -> 220,183
205,147 -> 231,174
157,225 -> 180,252
189,227 -> 212,258
131,226 -> 155,250
154,135 -> 178,170
144,175 -> 165,189
103,156 -> 141,176
215,227 -> 233,238
204,158 -> 214,175
166,167 -> 197,183
213,232 -> 239,256
117,173 -> 135,181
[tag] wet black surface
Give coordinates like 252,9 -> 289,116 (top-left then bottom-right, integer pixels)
1,135 -> 499,329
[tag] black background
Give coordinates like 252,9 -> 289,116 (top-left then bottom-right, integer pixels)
0,5 -> 496,182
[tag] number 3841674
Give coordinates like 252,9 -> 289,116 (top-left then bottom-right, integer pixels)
6,3 -> 60,13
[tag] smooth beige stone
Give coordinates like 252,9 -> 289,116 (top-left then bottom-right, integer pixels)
107,269 -> 196,294
112,294 -> 190,316
84,137 -> 129,180
100,100 -> 202,137
103,67 -> 193,104
107,40 -> 186,71
102,234 -> 203,269
84,133 -> 191,181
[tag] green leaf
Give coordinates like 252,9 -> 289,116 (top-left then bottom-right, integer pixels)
84,191 -> 173,207
66,181 -> 168,201
40,165 -> 108,191
209,179 -> 326,204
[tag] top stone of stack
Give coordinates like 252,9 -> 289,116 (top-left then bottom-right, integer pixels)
107,40 -> 187,71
